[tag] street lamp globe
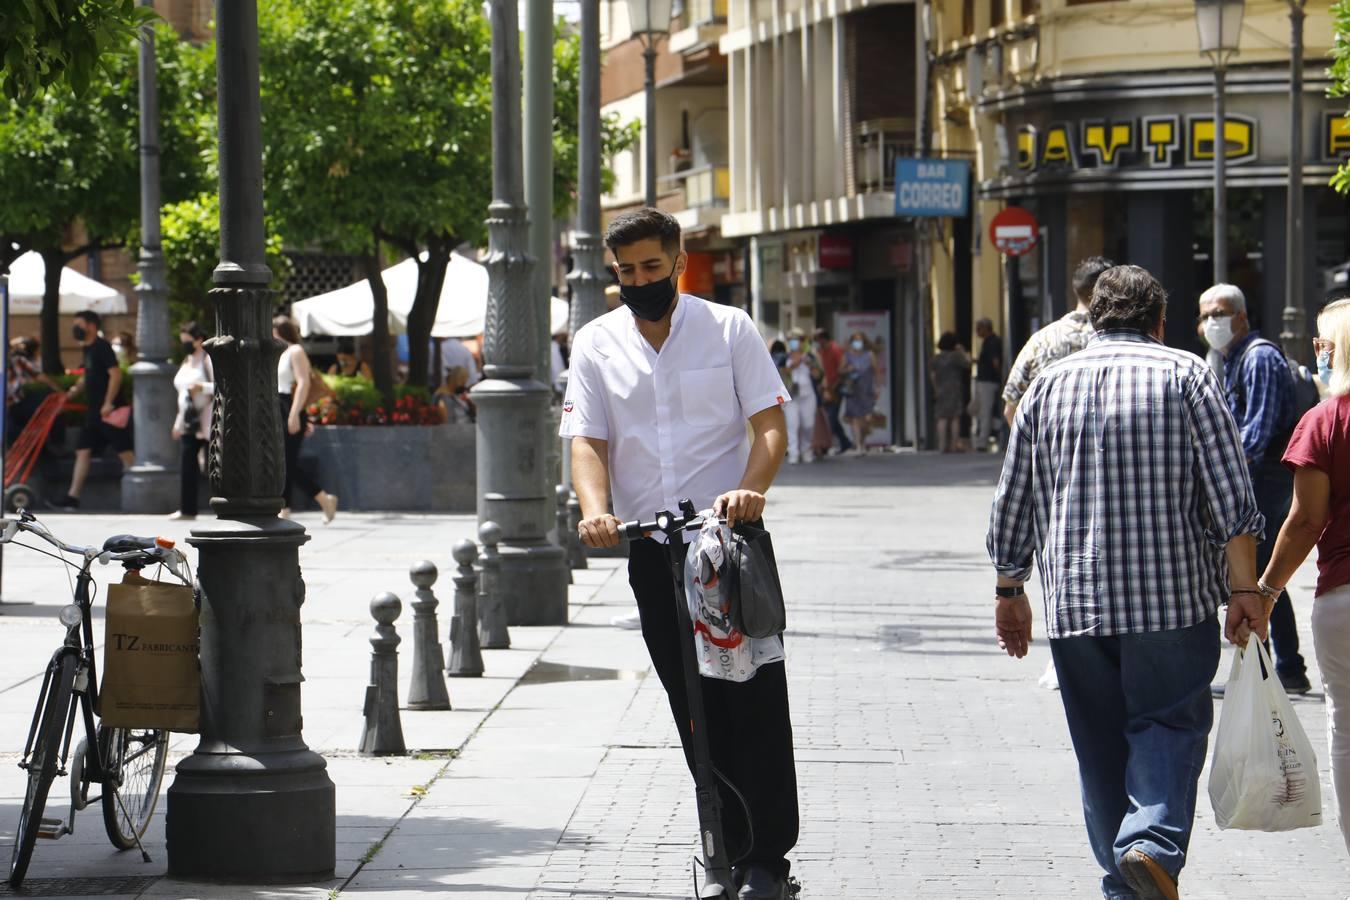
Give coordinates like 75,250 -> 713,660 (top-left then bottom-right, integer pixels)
1194,0 -> 1245,64
626,0 -> 674,45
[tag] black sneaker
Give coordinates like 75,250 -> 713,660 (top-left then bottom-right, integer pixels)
738,865 -> 789,900
1279,670 -> 1313,696
49,495 -> 80,511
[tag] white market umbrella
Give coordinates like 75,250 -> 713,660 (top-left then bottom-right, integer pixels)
6,251 -> 128,314
293,251 -> 491,339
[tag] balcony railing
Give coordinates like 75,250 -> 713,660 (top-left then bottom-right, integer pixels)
856,118 -> 917,195
660,164 -> 731,210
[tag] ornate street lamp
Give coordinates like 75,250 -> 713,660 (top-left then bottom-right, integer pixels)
1282,0 -> 1308,361
625,0 -> 674,207
1193,0 -> 1244,284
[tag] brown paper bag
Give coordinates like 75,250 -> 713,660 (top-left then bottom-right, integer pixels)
99,578 -> 200,732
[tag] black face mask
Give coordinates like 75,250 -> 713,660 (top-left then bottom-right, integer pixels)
619,267 -> 677,322
181,341 -> 196,357
72,325 -> 87,342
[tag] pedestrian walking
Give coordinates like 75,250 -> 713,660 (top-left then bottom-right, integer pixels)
52,311 -> 133,510
1198,283 -> 1312,695
1003,256 -> 1111,425
812,327 -> 853,454
929,331 -> 969,453
987,265 -> 1269,900
1258,287 -> 1350,855
274,315 -> 338,523
781,328 -> 822,464
562,208 -> 799,900
839,331 -> 879,453
970,317 -> 1002,451
169,322 -> 213,521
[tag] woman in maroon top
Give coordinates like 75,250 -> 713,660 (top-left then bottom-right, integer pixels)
1261,292 -> 1350,854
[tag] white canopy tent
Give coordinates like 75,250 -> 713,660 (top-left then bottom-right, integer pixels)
5,251 -> 128,314
293,252 -> 570,339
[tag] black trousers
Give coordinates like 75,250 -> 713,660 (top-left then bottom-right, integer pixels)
1250,457 -> 1307,677
279,394 -> 323,506
179,434 -> 203,516
628,538 -> 800,876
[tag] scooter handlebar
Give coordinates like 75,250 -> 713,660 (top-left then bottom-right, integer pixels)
619,519 -> 659,541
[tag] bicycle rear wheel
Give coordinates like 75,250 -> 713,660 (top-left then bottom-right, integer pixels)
100,727 -> 168,850
9,653 -> 77,887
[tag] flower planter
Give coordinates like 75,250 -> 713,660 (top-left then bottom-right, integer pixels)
298,423 -> 475,512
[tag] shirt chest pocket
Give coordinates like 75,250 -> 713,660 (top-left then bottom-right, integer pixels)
678,366 -> 736,427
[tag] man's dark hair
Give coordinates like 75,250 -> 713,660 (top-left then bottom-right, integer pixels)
937,331 -> 959,352
1072,256 -> 1116,304
814,326 -> 830,341
1090,265 -> 1167,333
604,208 -> 682,257
74,309 -> 102,330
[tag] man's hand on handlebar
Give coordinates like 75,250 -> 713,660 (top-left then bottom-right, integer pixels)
578,514 -> 622,549
714,490 -> 765,529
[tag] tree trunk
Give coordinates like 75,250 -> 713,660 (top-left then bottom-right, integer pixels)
39,246 -> 66,374
404,238 -> 451,390
361,250 -> 395,404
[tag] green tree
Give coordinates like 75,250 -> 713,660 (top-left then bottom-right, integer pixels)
1333,0 -> 1350,193
0,0 -> 157,100
0,23 -> 214,371
259,0 -> 637,396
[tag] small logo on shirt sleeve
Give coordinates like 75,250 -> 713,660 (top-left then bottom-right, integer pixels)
776,395 -> 785,406
563,400 -> 575,413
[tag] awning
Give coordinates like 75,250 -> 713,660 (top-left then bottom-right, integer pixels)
5,251 -> 128,315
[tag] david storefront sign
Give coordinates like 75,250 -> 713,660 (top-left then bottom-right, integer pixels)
894,159 -> 970,218
988,206 -> 1040,257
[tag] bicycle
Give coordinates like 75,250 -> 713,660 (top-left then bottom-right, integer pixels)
4,511 -> 193,888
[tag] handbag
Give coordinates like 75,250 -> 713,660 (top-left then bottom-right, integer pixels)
726,522 -> 787,639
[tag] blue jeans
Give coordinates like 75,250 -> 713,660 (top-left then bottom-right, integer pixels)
1050,615 -> 1220,899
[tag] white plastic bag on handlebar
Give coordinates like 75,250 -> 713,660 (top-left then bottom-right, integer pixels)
683,514 -> 783,683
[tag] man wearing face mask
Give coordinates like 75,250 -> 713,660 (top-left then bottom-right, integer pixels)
561,208 -> 798,899
53,310 -> 134,510
1198,283 -> 1312,695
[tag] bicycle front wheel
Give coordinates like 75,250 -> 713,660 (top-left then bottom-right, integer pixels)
10,653 -> 77,887
100,727 -> 168,850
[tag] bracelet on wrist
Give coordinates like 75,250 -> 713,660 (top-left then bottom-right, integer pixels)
995,585 -> 1025,598
1256,579 -> 1281,599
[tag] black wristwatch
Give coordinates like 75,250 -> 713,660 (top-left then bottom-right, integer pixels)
995,585 -> 1026,598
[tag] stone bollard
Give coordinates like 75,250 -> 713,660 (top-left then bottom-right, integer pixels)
406,561 -> 451,711
446,540 -> 485,677
556,485 -> 575,584
477,521 -> 511,649
359,592 -> 406,756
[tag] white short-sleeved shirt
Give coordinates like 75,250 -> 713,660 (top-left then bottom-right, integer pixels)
559,294 -> 788,526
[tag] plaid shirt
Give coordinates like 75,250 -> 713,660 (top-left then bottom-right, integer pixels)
1002,309 -> 1095,405
987,331 -> 1264,638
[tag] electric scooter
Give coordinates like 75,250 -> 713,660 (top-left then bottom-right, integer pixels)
621,499 -> 741,899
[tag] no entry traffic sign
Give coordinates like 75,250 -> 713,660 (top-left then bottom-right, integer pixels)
989,207 -> 1039,257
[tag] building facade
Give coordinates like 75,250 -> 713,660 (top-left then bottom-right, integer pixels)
927,0 -> 1349,373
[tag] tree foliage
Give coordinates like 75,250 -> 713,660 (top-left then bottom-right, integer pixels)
0,0 -> 157,100
0,23 -> 213,370
1333,0 -> 1350,193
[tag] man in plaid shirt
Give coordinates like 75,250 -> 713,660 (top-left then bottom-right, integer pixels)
987,265 -> 1271,900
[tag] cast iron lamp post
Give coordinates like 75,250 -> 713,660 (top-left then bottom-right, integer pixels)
1281,0 -> 1308,361
473,0 -> 570,624
625,0 -> 674,207
165,0 -> 336,880
122,0 -> 178,513
1193,0 -> 1244,284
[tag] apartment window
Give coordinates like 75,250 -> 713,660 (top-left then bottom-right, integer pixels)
989,0 -> 1005,28
1020,0 -> 1039,15
962,0 -> 975,36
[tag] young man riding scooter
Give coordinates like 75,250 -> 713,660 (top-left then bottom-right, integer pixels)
561,208 -> 801,899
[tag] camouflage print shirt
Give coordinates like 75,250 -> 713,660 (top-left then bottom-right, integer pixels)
1002,309 -> 1095,405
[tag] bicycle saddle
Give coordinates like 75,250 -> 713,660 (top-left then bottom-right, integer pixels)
102,535 -> 157,554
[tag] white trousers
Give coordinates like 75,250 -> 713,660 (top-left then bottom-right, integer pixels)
784,390 -> 817,461
1313,584 -> 1350,855
971,380 -> 1000,447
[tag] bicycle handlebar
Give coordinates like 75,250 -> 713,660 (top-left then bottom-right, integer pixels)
0,516 -> 192,584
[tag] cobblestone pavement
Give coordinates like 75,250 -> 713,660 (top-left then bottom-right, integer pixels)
525,453 -> 1348,900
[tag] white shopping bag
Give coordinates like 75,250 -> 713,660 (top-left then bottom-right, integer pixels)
1208,634 -> 1322,831
683,515 -> 784,683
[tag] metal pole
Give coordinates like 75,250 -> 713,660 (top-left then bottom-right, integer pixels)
166,0 -> 336,880
1282,0 -> 1307,361
123,1 -> 179,513
525,0 -> 554,386
1213,62 -> 1228,284
644,43 -> 658,207
560,0 -> 606,571
473,0 -> 569,625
